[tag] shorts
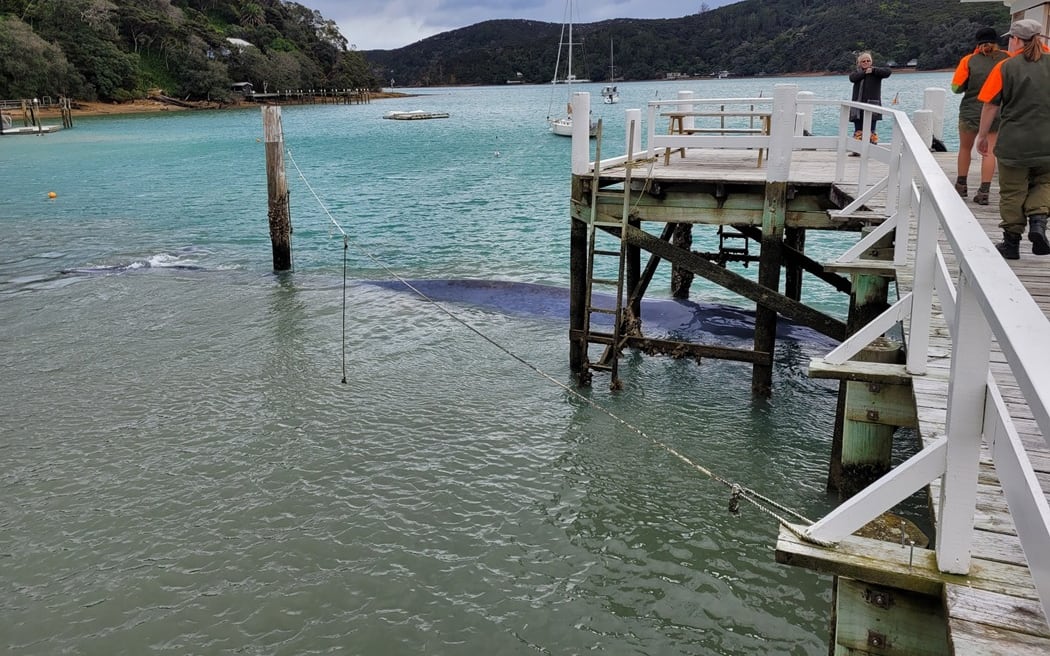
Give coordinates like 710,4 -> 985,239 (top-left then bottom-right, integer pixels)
958,117 -> 998,135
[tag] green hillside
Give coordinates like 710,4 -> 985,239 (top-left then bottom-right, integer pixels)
0,0 -> 1011,101
364,0 -> 1011,86
0,0 -> 378,102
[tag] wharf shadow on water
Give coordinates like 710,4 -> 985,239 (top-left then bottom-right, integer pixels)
366,278 -> 840,349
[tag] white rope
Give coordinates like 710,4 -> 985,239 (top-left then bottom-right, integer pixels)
286,148 -> 829,545
286,149 -> 347,237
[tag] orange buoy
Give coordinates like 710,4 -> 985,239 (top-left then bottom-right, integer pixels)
48,191 -> 57,199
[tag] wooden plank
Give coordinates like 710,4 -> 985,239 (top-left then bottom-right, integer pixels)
808,359 -> 912,385
948,618 -> 1050,655
775,525 -> 1038,599
945,585 -> 1050,638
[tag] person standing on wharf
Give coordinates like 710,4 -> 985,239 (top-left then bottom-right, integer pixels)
951,27 -> 1009,205
976,19 -> 1050,260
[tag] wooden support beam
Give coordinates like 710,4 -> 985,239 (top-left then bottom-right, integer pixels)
833,578 -> 949,655
570,330 -> 767,364
569,178 -> 589,377
626,222 -> 676,315
670,223 -> 693,298
623,224 -> 847,341
809,360 -> 912,385
753,180 -> 787,397
737,224 -> 852,293
776,524 -> 1039,599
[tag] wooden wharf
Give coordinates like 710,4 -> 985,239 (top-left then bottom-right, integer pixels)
566,86 -> 1050,654
0,97 -> 72,135
242,88 -> 371,106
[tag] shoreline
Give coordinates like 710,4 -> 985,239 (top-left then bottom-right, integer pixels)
25,91 -> 410,118
22,69 -> 950,119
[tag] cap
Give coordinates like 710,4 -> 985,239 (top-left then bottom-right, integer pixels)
975,27 -> 997,44
1002,19 -> 1043,41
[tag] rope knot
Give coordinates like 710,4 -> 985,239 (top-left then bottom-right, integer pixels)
729,484 -> 743,515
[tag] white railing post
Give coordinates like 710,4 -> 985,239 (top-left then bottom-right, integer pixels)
913,109 -> 933,153
646,103 -> 658,159
677,90 -> 694,132
571,92 -> 590,175
906,190 -> 936,375
796,90 -> 815,136
936,271 -> 991,574
923,87 -> 946,148
766,84 -> 798,182
893,147 -> 916,267
625,108 -> 642,156
836,105 -> 851,182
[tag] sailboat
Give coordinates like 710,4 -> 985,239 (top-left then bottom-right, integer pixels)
547,0 -> 597,137
601,40 -> 620,104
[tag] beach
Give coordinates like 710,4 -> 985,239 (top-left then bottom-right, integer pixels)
23,91 -> 409,118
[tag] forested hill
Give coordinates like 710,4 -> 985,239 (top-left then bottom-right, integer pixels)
0,0 -> 1011,102
363,0 -> 1010,87
0,0 -> 379,102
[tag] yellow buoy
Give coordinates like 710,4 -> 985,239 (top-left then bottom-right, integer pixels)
48,191 -> 57,199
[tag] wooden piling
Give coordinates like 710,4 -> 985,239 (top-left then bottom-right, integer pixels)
784,227 -> 805,301
752,180 -> 788,398
670,223 -> 693,299
262,106 -> 292,271
827,229 -> 899,496
569,174 -> 589,380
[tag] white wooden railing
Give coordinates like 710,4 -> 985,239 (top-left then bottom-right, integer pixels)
570,85 -> 1050,623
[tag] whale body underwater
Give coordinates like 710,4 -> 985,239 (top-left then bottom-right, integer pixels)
55,260 -> 836,349
367,279 -> 839,348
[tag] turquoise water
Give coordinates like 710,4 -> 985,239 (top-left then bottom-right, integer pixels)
1,74 -> 951,654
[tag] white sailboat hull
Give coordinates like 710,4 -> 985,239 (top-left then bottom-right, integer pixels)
548,117 -> 573,137
548,116 -> 598,138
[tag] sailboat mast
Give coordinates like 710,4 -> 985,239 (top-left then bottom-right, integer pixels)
567,5 -> 573,87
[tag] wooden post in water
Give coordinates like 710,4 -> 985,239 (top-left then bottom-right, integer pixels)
752,85 -> 797,397
569,174 -> 589,381
670,224 -> 693,298
262,106 -> 292,271
826,228 -> 905,497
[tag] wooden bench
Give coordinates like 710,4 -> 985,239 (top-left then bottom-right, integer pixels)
662,110 -> 771,166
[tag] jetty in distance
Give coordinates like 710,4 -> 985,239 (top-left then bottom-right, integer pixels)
563,63 -> 1050,652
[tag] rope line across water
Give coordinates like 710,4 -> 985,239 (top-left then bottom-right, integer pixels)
286,148 -> 834,548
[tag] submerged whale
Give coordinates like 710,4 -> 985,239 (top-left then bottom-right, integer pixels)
365,278 -> 839,347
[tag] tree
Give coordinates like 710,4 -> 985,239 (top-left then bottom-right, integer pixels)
0,16 -> 86,97
239,2 -> 264,28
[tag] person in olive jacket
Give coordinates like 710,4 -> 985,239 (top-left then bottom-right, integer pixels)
951,27 -> 1009,204
977,19 -> 1050,260
849,52 -> 892,144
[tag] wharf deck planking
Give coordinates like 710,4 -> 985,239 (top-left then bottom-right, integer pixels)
606,144 -> 1050,652
886,151 -> 1050,652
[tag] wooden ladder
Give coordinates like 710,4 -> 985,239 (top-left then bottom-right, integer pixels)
580,121 -> 637,389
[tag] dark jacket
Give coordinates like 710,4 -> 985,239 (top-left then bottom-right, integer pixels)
849,66 -> 892,119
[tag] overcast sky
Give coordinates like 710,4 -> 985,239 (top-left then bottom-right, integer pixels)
305,1 -> 741,51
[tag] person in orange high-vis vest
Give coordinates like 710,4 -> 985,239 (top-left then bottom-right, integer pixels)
976,19 -> 1050,259
951,27 -> 1009,204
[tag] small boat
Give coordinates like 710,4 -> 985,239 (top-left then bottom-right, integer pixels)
546,0 -> 597,138
383,110 -> 450,120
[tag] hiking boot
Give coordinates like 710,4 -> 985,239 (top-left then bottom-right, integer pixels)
973,190 -> 989,205
996,232 -> 1021,260
955,182 -> 968,197
1029,214 -> 1050,255
869,132 -> 878,145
